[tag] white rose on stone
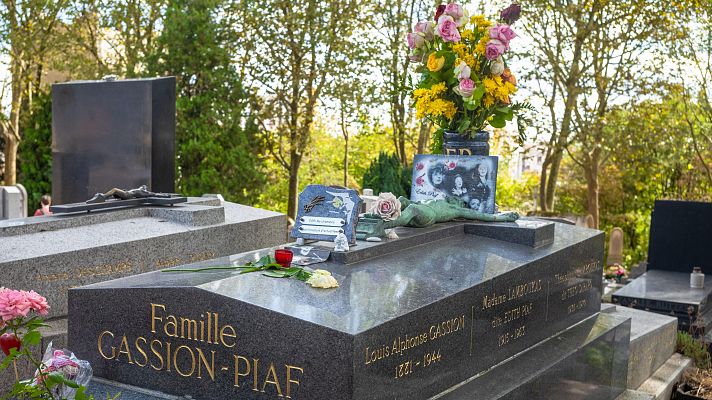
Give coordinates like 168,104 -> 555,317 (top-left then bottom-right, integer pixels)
369,192 -> 402,221
490,57 -> 505,76
306,269 -> 339,289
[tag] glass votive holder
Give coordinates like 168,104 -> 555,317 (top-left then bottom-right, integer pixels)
274,249 -> 294,268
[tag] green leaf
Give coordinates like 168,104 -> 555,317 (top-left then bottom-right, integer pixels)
238,267 -> 262,274
262,271 -> 289,278
22,330 -> 41,346
490,115 -> 507,128
457,118 -> 471,133
472,85 -> 485,101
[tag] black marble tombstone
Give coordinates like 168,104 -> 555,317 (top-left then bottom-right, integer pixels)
51,77 -> 176,205
647,200 -> 712,273
613,200 -> 712,331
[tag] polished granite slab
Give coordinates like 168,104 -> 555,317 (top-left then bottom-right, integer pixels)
69,222 -> 604,400
434,312 -> 630,400
612,270 -> 712,330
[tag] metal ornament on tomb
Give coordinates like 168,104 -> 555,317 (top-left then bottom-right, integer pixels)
50,185 -> 187,214
291,185 -> 362,244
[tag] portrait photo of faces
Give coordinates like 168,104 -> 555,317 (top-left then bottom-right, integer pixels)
411,155 -> 499,214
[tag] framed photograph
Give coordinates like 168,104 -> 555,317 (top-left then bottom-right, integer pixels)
411,155 -> 499,214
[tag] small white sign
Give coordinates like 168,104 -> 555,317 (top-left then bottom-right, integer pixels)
298,225 -> 344,235
299,216 -> 345,227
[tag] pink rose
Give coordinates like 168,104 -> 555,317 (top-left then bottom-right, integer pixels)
369,192 -> 402,221
407,32 -> 425,49
416,162 -> 425,171
415,21 -> 434,41
455,78 -> 475,97
436,16 -> 461,43
0,290 -> 31,321
416,175 -> 425,186
444,3 -> 464,19
25,290 -> 49,315
454,61 -> 471,80
489,24 -> 516,48
485,39 -> 507,60
447,161 -> 457,170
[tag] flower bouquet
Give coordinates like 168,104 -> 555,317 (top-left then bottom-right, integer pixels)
406,2 -> 532,151
0,288 -> 95,400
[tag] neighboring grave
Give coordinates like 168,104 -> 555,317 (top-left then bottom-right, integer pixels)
51,77 -> 176,204
0,197 -> 285,319
0,197 -> 286,389
68,220 -> 627,399
607,227 -> 624,266
613,200 -> 712,331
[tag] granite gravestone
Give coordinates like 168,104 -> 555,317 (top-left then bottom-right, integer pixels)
52,77 -> 176,205
607,227 -> 624,266
0,197 -> 287,390
69,220 -> 625,399
290,185 -> 361,244
613,200 -> 712,331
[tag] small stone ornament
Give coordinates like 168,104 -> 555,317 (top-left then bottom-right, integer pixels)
333,232 -> 349,252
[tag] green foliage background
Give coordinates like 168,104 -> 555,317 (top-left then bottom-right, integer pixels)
18,92 -> 52,213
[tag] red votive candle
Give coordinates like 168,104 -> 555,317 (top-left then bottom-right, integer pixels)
274,249 -> 294,268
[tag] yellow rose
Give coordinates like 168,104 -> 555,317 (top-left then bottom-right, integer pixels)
427,53 -> 445,72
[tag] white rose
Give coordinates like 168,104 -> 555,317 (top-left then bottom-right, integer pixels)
490,57 -> 505,76
306,270 -> 339,289
369,192 -> 402,221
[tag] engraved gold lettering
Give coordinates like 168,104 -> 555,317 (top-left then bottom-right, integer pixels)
151,303 -> 165,333
166,341 -> 172,371
150,340 -> 164,370
180,317 -> 198,340
98,331 -> 115,360
173,345 -> 196,377
286,365 -> 303,399
253,358 -> 259,392
165,315 -> 178,337
261,362 -> 283,397
134,337 -> 148,367
196,348 -> 215,380
234,355 -> 251,388
220,324 -> 236,348
116,335 -> 134,364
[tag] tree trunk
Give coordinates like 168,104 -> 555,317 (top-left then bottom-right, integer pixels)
3,136 -> 18,186
343,134 -> 349,187
417,121 -> 430,154
287,152 -> 301,221
584,165 -> 599,229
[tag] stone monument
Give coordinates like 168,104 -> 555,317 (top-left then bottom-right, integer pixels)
0,197 -> 286,388
51,77 -> 176,205
607,227 -> 624,266
67,219 -> 633,399
613,200 -> 712,331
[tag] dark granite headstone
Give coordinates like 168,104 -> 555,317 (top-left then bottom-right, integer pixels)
647,200 -> 712,273
613,200 -> 712,331
69,222 -> 606,399
51,77 -> 176,205
290,185 -> 361,244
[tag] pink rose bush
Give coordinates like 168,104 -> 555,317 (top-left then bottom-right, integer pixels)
407,3 -> 532,144
0,288 -> 49,322
0,290 -> 91,399
369,192 -> 402,221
